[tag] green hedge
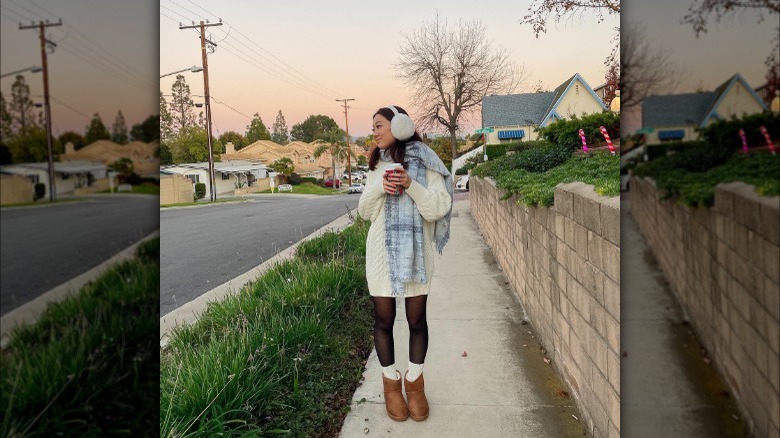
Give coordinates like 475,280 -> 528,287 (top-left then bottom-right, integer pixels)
194,183 -> 206,199
697,112 -> 779,150
536,111 -> 620,151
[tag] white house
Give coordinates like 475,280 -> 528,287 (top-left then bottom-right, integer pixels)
161,160 -> 269,199
481,73 -> 608,144
642,73 -> 767,144
0,160 -> 113,198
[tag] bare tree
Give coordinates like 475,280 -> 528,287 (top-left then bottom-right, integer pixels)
681,0 -> 779,37
620,22 -> 685,110
395,13 -> 526,174
521,0 -> 620,65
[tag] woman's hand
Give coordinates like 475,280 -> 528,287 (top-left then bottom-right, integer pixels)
382,173 -> 400,195
387,168 -> 412,190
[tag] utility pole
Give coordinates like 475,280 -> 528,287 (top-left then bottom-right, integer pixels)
20,19 -> 62,202
336,98 -> 355,182
180,20 -> 222,202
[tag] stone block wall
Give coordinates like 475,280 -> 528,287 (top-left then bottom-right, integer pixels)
631,177 -> 779,438
471,177 -> 621,438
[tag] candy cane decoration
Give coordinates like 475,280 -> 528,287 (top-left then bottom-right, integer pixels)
759,125 -> 776,155
599,126 -> 616,155
738,128 -> 748,153
578,129 -> 588,153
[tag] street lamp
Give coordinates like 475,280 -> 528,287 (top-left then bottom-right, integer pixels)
160,65 -> 203,78
0,66 -> 42,79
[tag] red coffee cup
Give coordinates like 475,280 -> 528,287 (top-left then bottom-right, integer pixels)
385,163 -> 404,196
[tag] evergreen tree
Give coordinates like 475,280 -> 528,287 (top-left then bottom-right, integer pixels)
0,92 -> 12,144
160,91 -> 174,140
111,110 -> 129,144
271,109 -> 289,145
245,113 -> 271,143
85,113 -> 110,144
170,74 -> 197,133
9,75 -> 38,134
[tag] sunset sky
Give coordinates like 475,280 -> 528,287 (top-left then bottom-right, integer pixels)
159,0 -> 619,138
0,0 -> 158,138
2,1 -> 773,141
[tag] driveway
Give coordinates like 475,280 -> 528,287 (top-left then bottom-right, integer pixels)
1,194 -> 160,316
160,194 -> 360,316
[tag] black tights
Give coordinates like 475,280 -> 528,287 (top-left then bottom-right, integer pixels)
372,295 -> 429,367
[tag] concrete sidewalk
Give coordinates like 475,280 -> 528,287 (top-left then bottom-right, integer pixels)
340,198 -> 585,437
621,193 -> 746,437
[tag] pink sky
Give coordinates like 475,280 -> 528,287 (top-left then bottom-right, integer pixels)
1,0 -> 158,137
159,1 -> 619,139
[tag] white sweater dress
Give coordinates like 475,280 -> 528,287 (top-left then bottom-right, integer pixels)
357,159 -> 452,297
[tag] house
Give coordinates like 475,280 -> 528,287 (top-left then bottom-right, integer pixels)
160,160 -> 269,199
642,73 -> 767,144
60,139 -> 160,178
221,139 -> 362,179
0,160 -> 114,198
481,73 -> 607,144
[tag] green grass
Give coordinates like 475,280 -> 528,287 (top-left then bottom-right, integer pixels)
0,197 -> 87,208
101,182 -> 160,195
260,182 -> 340,195
474,151 -> 620,206
633,151 -> 780,206
160,218 -> 373,436
0,237 -> 160,436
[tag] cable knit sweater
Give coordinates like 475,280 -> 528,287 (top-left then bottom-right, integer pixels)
357,159 -> 452,297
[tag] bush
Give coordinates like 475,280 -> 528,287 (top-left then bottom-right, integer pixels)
300,177 -> 318,184
455,162 -> 477,175
473,141 -> 571,178
34,183 -> 45,200
697,112 -> 779,150
288,172 -> 302,185
484,143 -> 512,160
194,183 -> 206,199
536,111 -> 620,151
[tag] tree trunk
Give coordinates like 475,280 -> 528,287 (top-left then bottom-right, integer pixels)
449,127 -> 458,177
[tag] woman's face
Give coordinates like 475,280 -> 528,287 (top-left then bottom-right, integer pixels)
372,114 -> 393,149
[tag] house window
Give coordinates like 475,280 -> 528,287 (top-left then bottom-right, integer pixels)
222,172 -> 230,180
497,129 -> 525,140
27,174 -> 40,184
658,130 -> 685,142
575,84 -> 579,95
186,174 -> 199,184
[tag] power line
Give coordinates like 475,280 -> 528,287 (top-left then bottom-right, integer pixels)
166,1 -> 346,99
15,0 -> 155,85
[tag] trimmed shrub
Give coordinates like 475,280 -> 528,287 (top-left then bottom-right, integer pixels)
300,177 -> 318,184
34,183 -> 45,200
194,183 -> 206,199
288,172 -> 302,185
536,111 -> 620,151
697,112 -> 779,150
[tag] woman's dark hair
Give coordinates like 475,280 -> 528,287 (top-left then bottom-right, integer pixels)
369,106 -> 423,171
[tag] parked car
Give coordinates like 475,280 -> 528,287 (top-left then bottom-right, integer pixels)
347,183 -> 364,194
324,178 -> 341,188
455,175 -> 469,191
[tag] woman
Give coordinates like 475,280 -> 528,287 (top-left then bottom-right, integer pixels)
357,105 -> 453,422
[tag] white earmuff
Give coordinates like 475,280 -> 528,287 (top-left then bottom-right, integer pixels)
385,105 -> 415,141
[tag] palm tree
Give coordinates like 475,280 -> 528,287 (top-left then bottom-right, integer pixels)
314,128 -> 356,187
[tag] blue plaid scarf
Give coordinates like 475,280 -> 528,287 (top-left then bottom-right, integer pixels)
383,141 -> 453,296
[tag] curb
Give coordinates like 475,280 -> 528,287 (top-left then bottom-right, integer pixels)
0,230 -> 161,349
160,207 -> 358,349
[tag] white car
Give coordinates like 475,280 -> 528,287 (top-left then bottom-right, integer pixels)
347,183 -> 364,194
455,175 -> 469,191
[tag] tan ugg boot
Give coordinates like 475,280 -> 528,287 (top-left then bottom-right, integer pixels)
404,371 -> 429,421
382,371 -> 409,421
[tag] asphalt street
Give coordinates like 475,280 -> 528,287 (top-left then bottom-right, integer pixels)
160,194 -> 360,316
0,194 -> 160,316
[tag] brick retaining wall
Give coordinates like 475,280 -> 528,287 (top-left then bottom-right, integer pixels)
471,177 -> 620,438
631,177 -> 779,438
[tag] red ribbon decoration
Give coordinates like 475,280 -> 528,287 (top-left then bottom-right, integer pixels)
599,126 -> 616,155
578,129 -> 588,153
759,125 -> 776,155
